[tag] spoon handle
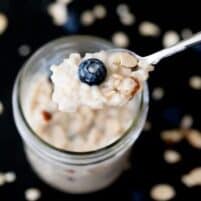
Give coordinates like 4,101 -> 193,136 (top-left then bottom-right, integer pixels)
144,32 -> 201,65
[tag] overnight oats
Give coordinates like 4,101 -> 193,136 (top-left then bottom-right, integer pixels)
24,76 -> 141,152
51,50 -> 153,112
12,36 -> 149,193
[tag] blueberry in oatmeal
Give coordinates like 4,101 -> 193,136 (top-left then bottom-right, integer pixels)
78,58 -> 107,86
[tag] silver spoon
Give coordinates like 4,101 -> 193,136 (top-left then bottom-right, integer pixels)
109,32 -> 201,66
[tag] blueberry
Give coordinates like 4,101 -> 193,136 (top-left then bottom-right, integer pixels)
78,58 -> 107,86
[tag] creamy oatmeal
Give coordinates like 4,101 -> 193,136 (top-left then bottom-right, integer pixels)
24,75 -> 140,152
24,50 -> 151,152
50,50 -> 153,112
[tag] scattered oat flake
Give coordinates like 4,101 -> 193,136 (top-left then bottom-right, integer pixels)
48,2 -> 68,26
152,87 -> 164,100
164,150 -> 181,164
18,45 -> 31,57
143,121 -> 152,131
4,172 -> 16,183
93,5 -> 107,19
189,76 -> 201,90
112,32 -> 129,48
185,129 -> 201,149
0,13 -> 8,35
150,184 -> 176,201
180,115 -> 193,129
57,0 -> 72,5
181,28 -> 193,39
80,10 -> 95,26
120,13 -> 135,26
0,173 -> 5,186
116,4 -> 129,16
182,167 -> 201,187
161,129 -> 184,144
162,31 -> 180,48
0,101 -> 4,115
25,188 -> 41,201
139,21 -> 161,37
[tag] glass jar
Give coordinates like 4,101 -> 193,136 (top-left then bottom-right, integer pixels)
12,36 -> 149,193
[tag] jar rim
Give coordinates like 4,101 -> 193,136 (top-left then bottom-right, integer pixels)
12,35 -> 149,165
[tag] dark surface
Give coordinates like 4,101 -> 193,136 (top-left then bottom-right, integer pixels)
0,0 -> 200,200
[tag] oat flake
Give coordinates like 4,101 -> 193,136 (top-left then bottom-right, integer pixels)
181,28 -> 193,39
116,4 -> 129,16
139,21 -> 161,37
25,188 -> 41,201
189,76 -> 201,90
150,184 -> 176,201
161,129 -> 184,144
80,10 -> 95,26
180,115 -> 193,129
162,31 -> 180,48
18,45 -> 31,57
4,172 -> 16,183
120,13 -> 135,26
112,32 -> 129,48
0,13 -> 8,34
0,173 -> 5,186
0,101 -> 4,115
47,2 -> 68,26
164,149 -> 181,164
185,129 -> 201,149
182,167 -> 201,187
57,0 -> 72,5
152,87 -> 164,100
93,5 -> 107,19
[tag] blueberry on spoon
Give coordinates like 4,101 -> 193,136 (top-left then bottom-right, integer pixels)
78,58 -> 107,86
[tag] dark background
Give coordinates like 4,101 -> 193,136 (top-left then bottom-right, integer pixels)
0,0 -> 200,200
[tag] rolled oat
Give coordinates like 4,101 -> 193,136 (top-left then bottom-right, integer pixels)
25,188 -> 41,201
161,129 -> 184,144
80,10 -> 95,26
112,32 -> 129,48
0,13 -> 8,35
150,184 -> 176,201
162,31 -> 180,48
18,45 -> 31,57
180,115 -> 193,129
152,87 -> 164,100
0,101 -> 4,115
139,21 -> 161,37
47,2 -> 68,26
163,150 -> 181,164
189,75 -> 201,90
93,5 -> 107,19
4,172 -> 16,183
185,129 -> 201,149
182,167 -> 201,187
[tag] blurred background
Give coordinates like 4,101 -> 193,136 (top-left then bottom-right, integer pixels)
0,0 -> 200,200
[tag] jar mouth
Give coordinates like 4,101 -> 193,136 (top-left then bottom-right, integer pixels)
12,35 -> 149,165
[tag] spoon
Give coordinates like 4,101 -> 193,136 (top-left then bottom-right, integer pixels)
108,32 -> 201,66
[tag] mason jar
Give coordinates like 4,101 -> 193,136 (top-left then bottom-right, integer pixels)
12,36 -> 149,193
